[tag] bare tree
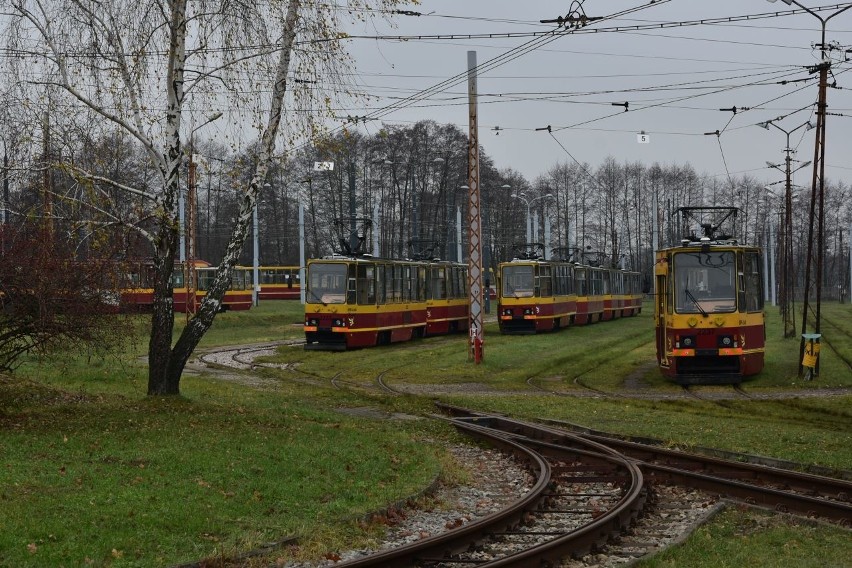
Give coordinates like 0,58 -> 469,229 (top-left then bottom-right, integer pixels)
0,223 -> 135,372
5,0 -> 406,395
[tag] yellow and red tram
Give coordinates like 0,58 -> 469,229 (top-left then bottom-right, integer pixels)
497,255 -> 641,334
120,260 -> 252,313
425,261 -> 470,336
173,263 -> 252,312
303,255 -> 469,350
654,207 -> 765,383
242,265 -> 301,300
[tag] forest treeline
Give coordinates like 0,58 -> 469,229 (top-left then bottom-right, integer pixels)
3,119 -> 850,296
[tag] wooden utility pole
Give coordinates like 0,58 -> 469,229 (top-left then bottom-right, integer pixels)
798,61 -> 828,377
466,50 -> 484,363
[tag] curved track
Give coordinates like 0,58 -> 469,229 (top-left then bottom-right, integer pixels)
324,403 -> 851,567
437,404 -> 852,525
332,419 -> 646,567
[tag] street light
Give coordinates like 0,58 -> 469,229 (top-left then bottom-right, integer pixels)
248,182 -> 265,307
512,192 -> 553,245
760,118 -> 812,333
766,0 -> 852,59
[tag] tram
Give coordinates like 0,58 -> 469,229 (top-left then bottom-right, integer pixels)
303,255 -> 469,350
654,207 -> 765,384
120,260 -> 252,312
241,265 -> 301,300
497,246 -> 642,334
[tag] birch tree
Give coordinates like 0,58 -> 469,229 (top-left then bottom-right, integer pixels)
5,0 -> 407,395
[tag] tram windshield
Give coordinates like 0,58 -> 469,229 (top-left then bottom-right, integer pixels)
502,265 -> 535,298
673,251 -> 736,314
306,262 -> 347,304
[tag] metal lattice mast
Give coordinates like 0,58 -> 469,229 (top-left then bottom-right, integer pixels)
466,50 -> 484,363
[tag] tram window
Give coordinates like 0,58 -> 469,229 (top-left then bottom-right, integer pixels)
229,270 -> 244,291
431,267 -> 446,300
420,266 -> 428,301
356,264 -> 376,305
197,270 -> 214,291
503,265 -> 534,297
591,270 -> 603,296
391,264 -> 399,302
673,251 -> 736,314
538,265 -> 552,297
408,265 -> 416,302
376,265 -> 386,304
306,262 -> 346,304
744,252 -> 763,312
574,268 -> 587,296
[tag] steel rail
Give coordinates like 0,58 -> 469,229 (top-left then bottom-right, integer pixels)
436,404 -> 852,524
331,423 -> 552,568
449,420 -> 646,567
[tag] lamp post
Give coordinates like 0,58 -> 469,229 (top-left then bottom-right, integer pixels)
250,183 -> 266,307
761,119 -> 812,337
512,192 -> 553,246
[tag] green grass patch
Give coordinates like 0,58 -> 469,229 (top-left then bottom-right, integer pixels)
639,507 -> 852,567
0,374 -> 446,567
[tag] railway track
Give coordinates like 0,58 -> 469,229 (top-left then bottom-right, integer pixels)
437,404 -> 852,525
331,419 -> 647,567
197,340 -> 303,371
318,403 -> 849,567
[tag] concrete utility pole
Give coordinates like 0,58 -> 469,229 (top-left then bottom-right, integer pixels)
299,202 -> 306,304
186,149 -> 198,319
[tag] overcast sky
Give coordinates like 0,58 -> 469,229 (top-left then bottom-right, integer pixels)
340,0 -> 852,189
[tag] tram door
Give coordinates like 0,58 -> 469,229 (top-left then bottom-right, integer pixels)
655,274 -> 668,367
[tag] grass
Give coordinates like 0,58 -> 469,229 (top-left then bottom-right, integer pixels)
639,506 -> 852,568
1,299 -> 850,566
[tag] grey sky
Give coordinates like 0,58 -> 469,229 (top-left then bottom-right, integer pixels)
342,0 -> 852,189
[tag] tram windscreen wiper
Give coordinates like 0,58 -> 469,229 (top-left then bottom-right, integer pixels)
684,288 -> 708,317
306,288 -> 327,306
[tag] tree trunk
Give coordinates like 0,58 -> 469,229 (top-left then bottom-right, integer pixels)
156,0 -> 302,392
148,210 -> 181,394
147,0 -> 188,395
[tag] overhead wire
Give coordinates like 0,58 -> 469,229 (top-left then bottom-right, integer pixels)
351,1 -> 677,124
329,3 -> 852,43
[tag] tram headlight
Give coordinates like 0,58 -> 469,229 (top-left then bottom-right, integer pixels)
306,318 -> 318,326
678,335 -> 696,348
718,334 -> 734,348
333,318 -> 344,327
